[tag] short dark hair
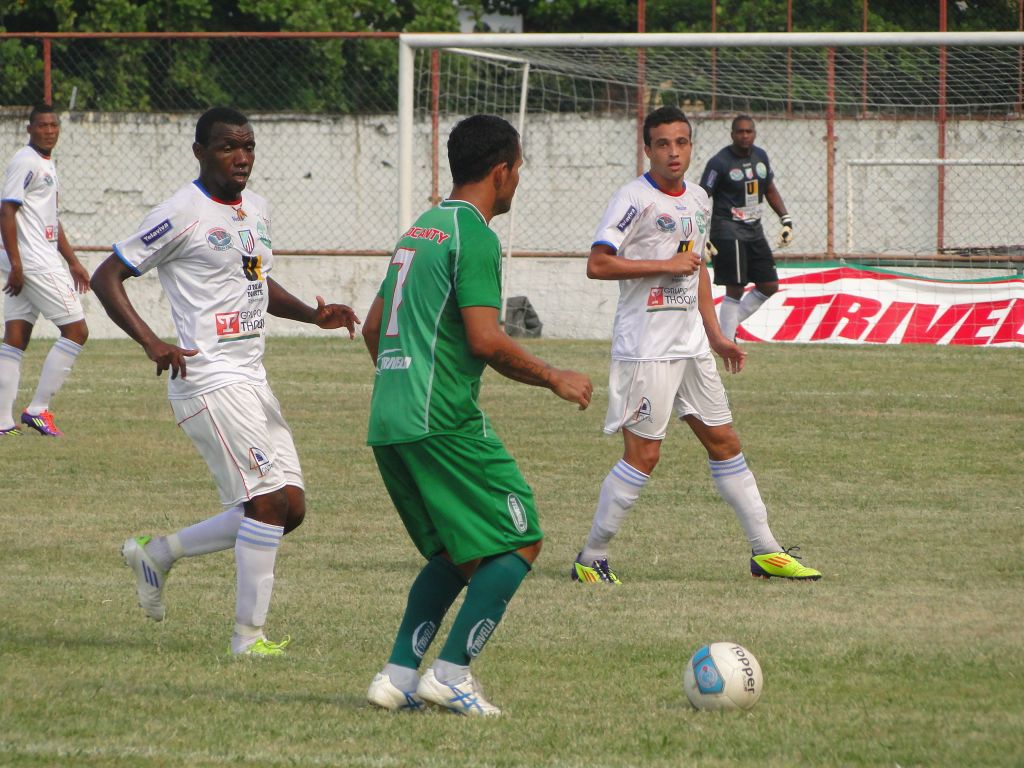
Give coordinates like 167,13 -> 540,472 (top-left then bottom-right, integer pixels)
28,103 -> 57,124
448,115 -> 520,186
732,114 -> 755,131
195,107 -> 249,146
643,106 -> 691,147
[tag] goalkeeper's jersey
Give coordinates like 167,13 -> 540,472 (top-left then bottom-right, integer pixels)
367,199 -> 502,446
592,173 -> 713,361
699,144 -> 775,241
113,180 -> 274,400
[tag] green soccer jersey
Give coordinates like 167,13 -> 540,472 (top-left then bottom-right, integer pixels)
367,200 -> 502,445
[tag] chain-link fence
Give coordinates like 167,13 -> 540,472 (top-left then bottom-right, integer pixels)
2,32 -> 1023,269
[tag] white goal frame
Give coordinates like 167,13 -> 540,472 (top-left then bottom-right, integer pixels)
397,30 -> 1024,232
844,158 -> 1024,255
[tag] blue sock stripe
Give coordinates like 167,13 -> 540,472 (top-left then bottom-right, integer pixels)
0,344 -> 23,362
612,460 -> 649,485
709,454 -> 749,478
54,338 -> 84,355
237,519 -> 283,548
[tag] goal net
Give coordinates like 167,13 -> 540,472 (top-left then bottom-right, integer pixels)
399,33 -> 1024,346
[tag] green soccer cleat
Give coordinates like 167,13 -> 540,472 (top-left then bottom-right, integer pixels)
0,426 -> 21,436
750,547 -> 821,580
230,636 -> 291,657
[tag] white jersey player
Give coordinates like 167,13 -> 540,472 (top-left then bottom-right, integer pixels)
0,104 -> 90,437
92,107 -> 360,656
571,106 -> 820,585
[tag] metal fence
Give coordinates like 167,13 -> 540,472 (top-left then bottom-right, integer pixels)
1,32 -> 1023,268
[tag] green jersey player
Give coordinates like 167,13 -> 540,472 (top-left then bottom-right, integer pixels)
363,114 -> 592,716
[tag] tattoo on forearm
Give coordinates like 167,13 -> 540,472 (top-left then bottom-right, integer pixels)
488,349 -> 552,386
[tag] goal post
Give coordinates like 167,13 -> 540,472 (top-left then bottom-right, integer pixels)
397,32 -> 1024,344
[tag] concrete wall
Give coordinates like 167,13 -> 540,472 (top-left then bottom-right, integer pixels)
3,111 -> 1020,259
1,111 -> 1018,340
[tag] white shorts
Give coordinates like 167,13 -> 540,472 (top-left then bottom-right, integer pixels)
1,270 -> 84,326
603,355 -> 733,440
171,381 -> 304,508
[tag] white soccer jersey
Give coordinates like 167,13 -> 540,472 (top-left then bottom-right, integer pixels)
0,146 -> 62,274
592,173 -> 713,361
113,181 -> 275,399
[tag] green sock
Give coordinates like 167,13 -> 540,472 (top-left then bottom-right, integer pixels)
387,555 -> 467,669
437,551 -> 531,667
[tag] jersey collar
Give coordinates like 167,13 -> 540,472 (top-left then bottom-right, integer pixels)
643,172 -> 686,197
192,179 -> 243,207
440,198 -> 486,222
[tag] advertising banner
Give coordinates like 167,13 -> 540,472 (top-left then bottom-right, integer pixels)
729,265 -> 1024,347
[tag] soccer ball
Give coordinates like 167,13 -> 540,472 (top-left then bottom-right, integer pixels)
683,642 -> 763,711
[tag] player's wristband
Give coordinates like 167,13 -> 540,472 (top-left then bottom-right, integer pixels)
780,214 -> 792,228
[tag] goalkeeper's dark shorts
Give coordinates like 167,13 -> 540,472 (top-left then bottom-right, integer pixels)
709,237 -> 777,286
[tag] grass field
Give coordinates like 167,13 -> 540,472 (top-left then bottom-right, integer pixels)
1,338 -> 1021,767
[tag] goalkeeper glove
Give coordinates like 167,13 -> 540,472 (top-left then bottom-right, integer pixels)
775,215 -> 794,248
703,239 -> 718,262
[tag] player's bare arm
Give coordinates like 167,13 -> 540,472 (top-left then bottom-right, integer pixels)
57,222 -> 89,293
462,305 -> 592,410
697,263 -> 746,374
361,296 -> 383,364
92,254 -> 198,379
266,277 -> 360,338
586,243 -> 702,281
0,200 -> 24,296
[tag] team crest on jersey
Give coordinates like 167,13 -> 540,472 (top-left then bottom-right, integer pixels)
680,217 -> 693,238
42,173 -> 54,187
249,446 -> 274,476
44,225 -> 56,241
239,229 -> 256,254
206,227 -> 232,251
729,168 -> 743,181
655,214 -> 676,233
756,162 -> 767,179
744,167 -> 754,180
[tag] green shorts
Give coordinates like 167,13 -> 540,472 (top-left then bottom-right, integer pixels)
372,434 -> 542,565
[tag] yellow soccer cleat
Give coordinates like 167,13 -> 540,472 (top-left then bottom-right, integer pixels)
750,547 -> 821,580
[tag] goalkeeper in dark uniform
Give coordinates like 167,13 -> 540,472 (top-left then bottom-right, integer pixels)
699,115 -> 793,340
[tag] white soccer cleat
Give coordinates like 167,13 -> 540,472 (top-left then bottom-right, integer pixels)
367,672 -> 424,712
416,667 -> 502,717
121,535 -> 167,621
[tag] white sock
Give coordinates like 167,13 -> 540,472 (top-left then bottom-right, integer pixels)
170,505 -> 244,560
27,337 -> 82,414
718,296 -> 741,340
736,289 -> 770,327
709,453 -> 781,555
233,517 -> 284,648
432,659 -> 471,686
384,663 -> 419,691
141,506 -> 244,573
0,344 -> 23,429
580,459 -> 649,562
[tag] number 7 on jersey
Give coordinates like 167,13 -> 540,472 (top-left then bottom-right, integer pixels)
385,248 -> 415,337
